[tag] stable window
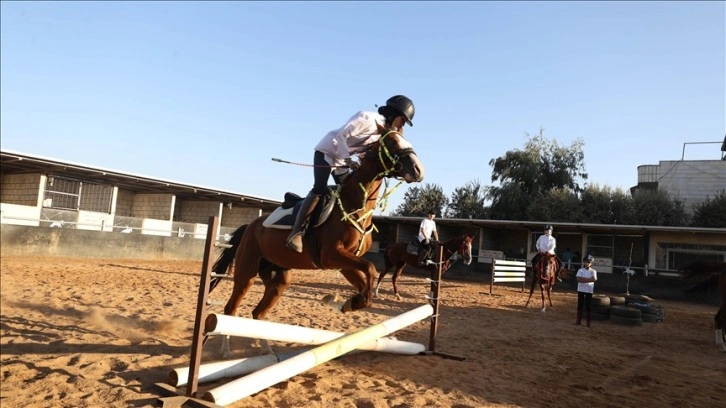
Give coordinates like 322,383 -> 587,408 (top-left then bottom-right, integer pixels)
44,176 -> 113,213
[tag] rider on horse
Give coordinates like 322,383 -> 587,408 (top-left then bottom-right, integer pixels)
532,224 -> 562,279
417,209 -> 439,266
286,95 -> 416,253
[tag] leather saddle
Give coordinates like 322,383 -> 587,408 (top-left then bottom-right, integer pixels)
262,186 -> 338,230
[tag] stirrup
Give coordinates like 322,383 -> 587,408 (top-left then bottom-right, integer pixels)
286,233 -> 303,253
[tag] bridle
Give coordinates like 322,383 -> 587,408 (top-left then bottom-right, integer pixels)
432,238 -> 473,271
332,129 -> 415,255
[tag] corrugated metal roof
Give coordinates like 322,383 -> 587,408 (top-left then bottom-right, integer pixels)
0,149 -> 281,211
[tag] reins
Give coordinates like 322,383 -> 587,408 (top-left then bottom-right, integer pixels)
331,129 -> 408,255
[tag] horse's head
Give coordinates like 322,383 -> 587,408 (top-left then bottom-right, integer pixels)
443,235 -> 474,266
361,124 -> 424,183
459,235 -> 474,266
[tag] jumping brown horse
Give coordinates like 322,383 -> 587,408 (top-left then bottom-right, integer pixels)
525,253 -> 566,312
373,235 -> 474,299
680,260 -> 726,352
208,125 -> 424,355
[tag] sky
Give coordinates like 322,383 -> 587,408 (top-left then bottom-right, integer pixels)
1,1 -> 724,215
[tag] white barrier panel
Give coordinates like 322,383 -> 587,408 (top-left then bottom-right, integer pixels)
203,304 -> 434,406
490,259 -> 527,294
205,313 -> 426,355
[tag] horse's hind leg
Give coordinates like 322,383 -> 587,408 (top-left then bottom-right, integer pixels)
249,268 -> 292,355
220,253 -> 259,358
374,268 -> 389,299
391,263 -> 405,300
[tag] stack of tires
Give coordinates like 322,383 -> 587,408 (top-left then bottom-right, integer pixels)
589,294 -> 665,325
590,295 -> 611,321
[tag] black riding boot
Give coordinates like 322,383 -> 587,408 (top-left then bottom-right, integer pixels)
286,192 -> 320,253
575,310 -> 582,325
417,247 -> 427,267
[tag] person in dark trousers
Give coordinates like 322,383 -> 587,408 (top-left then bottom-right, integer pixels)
575,254 -> 598,327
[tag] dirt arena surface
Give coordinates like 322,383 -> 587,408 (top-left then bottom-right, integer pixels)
1,256 -> 724,408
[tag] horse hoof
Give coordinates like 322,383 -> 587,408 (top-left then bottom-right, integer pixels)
540,308 -> 546,313
395,294 -> 402,300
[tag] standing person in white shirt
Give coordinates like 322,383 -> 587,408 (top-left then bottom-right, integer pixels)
417,210 -> 439,266
575,254 -> 598,327
286,95 -> 416,253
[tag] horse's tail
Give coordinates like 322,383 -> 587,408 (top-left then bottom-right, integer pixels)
209,224 -> 248,293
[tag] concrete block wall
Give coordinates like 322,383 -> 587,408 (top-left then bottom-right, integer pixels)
115,189 -> 135,216
132,193 -> 174,220
0,173 -> 41,206
175,200 -> 221,224
654,160 -> 726,211
221,206 -> 262,227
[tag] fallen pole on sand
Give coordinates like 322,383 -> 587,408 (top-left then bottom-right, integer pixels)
204,313 -> 426,354
202,304 -> 434,406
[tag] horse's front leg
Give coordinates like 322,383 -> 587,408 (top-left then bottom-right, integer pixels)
546,282 -> 554,311
525,274 -> 537,308
323,252 -> 377,313
539,284 -> 546,312
392,264 -> 405,300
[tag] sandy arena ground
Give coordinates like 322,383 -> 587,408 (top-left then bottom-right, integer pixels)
1,256 -> 724,408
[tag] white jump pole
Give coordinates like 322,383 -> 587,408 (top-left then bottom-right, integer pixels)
203,304 -> 433,406
205,313 -> 426,354
170,354 -> 279,387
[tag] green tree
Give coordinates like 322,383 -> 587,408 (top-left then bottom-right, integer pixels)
629,189 -> 688,226
526,188 -> 583,222
391,183 -> 448,217
487,183 -> 529,220
446,179 -> 489,219
580,184 -> 633,224
690,191 -> 726,228
487,128 -> 588,220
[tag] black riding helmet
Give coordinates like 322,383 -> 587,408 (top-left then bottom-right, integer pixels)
379,95 -> 415,126
583,254 -> 594,263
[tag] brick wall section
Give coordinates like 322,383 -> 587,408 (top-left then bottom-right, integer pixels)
0,173 -> 41,206
174,200 -> 221,224
115,189 -> 135,216
221,206 -> 262,227
132,193 -> 174,220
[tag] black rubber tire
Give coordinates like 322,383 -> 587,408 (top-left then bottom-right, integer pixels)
609,296 -> 626,306
625,294 -> 652,304
592,295 -> 610,306
591,305 -> 611,315
610,305 -> 642,319
590,312 -> 609,321
610,314 -> 643,326
641,313 -> 658,323
629,303 -> 656,315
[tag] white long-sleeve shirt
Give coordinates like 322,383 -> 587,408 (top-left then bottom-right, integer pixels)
314,111 -> 385,168
536,234 -> 556,254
